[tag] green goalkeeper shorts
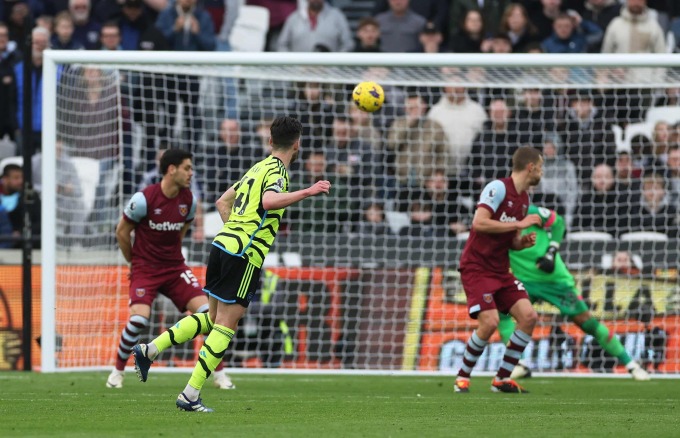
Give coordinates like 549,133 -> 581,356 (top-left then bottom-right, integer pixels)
522,281 -> 589,317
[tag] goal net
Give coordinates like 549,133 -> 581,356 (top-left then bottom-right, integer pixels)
40,52 -> 680,377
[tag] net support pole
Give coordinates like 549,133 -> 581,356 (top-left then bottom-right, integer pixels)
21,16 -> 33,371
41,51 -> 58,372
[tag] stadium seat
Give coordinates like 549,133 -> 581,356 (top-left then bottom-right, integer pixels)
567,231 -> 614,242
645,106 -> 680,126
0,155 -> 23,174
71,157 -> 100,219
203,210 -> 224,238
456,231 -> 470,241
385,211 -> 410,235
0,135 -> 16,162
229,5 -> 270,52
619,231 -> 669,242
611,123 -> 652,153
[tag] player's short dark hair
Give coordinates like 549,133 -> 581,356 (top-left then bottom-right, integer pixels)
512,146 -> 542,171
160,148 -> 192,175
270,116 -> 302,150
2,163 -> 22,178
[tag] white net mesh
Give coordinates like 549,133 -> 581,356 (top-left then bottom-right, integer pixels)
46,56 -> 680,375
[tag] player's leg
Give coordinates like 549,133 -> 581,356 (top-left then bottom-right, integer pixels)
572,311 -> 650,381
106,302 -> 152,388
176,248 -> 260,411
455,271 -> 503,393
492,277 -> 537,393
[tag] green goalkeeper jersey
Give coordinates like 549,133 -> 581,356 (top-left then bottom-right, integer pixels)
509,205 -> 574,286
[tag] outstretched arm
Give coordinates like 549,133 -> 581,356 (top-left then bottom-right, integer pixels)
262,180 -> 331,211
216,185 -> 237,223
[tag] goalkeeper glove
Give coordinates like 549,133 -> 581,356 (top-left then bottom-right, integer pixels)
536,242 -> 559,273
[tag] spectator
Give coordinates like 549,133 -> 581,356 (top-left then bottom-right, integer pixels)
558,89 -> 616,182
664,145 -> 680,204
277,0 -> 353,52
623,173 -> 679,238
398,199 -> 447,239
155,0 -> 214,153
35,15 -> 54,34
373,0 -> 448,38
374,0 -> 426,53
99,20 -> 121,50
515,85 -> 555,147
498,3 -> 540,53
0,21 -> 19,144
572,163 -> 618,235
288,150 -> 354,234
650,121 -> 672,165
348,103 -> 381,154
542,13 -> 601,54
449,0 -> 507,44
204,118 -> 255,205
0,163 -> 40,248
31,139 -> 89,246
536,136 -> 579,226
118,0 -> 168,51
653,87 -> 680,107
326,115 -> 381,191
387,93 -> 448,188
15,26 -> 49,154
69,0 -> 102,50
427,74 -> 487,176
422,168 -> 470,236
582,0 -> 622,50
289,81 -> 333,153
450,9 -> 485,53
353,17 -> 381,52
530,0 -> 563,42
51,11 -> 85,50
488,32 -> 512,53
609,250 -> 641,276
602,0 -> 665,84
354,202 -> 392,236
467,98 -> 520,190
613,151 -> 642,232
156,0 -> 215,51
7,2 -> 30,48
418,21 -> 445,53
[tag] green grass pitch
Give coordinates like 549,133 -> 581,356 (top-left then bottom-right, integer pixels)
1,372 -> 679,437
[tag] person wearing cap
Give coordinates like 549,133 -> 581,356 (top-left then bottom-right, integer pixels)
119,0 -> 168,51
374,0 -> 426,53
418,21 -> 446,53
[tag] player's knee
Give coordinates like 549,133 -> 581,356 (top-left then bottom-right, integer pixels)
478,311 -> 500,333
518,308 -> 538,330
128,314 -> 150,330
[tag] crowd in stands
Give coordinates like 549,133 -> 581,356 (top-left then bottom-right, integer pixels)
2,0 -> 680,248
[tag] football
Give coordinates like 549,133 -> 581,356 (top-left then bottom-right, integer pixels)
352,81 -> 385,113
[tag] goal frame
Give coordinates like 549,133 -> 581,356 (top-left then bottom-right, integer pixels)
41,51 -> 680,373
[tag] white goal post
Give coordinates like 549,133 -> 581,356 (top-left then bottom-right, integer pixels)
41,51 -> 680,377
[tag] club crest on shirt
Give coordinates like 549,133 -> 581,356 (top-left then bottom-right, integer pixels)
179,204 -> 188,216
483,293 -> 493,304
135,288 -> 146,297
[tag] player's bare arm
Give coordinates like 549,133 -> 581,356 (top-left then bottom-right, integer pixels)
115,218 -> 136,263
179,222 -> 192,241
216,185 -> 237,223
262,180 -> 331,211
471,208 -> 542,234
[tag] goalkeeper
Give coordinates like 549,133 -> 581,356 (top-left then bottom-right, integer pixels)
498,205 -> 650,381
